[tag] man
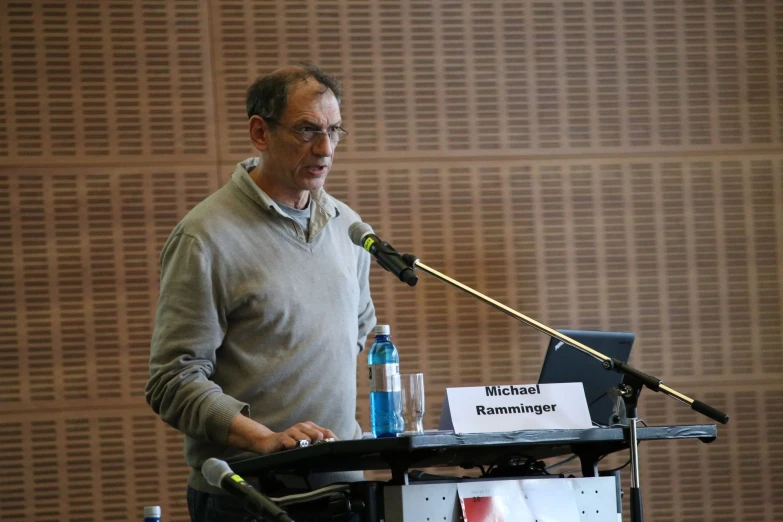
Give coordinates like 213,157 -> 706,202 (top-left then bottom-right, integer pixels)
145,64 -> 376,521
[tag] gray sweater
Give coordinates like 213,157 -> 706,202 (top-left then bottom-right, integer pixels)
146,158 -> 376,493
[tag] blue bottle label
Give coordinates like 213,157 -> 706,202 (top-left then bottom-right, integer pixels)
369,363 -> 400,392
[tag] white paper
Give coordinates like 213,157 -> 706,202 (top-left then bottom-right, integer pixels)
458,481 -> 535,522
440,383 -> 593,434
521,480 -> 580,522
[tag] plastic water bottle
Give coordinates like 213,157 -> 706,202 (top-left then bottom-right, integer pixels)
143,506 -> 161,522
368,324 -> 403,437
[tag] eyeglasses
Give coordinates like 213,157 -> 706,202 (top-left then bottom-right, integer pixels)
265,119 -> 349,144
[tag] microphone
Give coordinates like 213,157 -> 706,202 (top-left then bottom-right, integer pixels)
349,222 -> 418,286
201,458 -> 294,522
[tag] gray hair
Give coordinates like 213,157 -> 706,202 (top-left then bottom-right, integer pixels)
246,63 -> 342,121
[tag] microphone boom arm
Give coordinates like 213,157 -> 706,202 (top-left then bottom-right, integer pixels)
402,252 -> 728,522
402,255 -> 729,425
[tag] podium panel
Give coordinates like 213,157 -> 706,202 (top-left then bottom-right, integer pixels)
384,476 -> 620,522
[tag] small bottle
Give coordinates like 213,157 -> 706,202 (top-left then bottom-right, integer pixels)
143,506 -> 161,522
368,324 -> 403,437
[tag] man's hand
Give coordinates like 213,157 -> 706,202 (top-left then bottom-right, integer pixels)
227,414 -> 337,455
256,421 -> 337,454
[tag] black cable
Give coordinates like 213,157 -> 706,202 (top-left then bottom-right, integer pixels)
596,429 -> 644,474
553,452 -> 613,475
588,391 -> 610,407
545,454 -> 578,471
542,418 -> 651,474
602,459 -> 631,473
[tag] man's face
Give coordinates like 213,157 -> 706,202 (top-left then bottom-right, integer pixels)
263,78 -> 341,198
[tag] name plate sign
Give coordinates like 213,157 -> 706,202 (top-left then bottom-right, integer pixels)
438,383 -> 593,434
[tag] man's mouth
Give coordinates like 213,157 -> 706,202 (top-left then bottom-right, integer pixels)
306,165 -> 328,175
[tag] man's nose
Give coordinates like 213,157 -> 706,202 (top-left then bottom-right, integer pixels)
311,132 -> 334,157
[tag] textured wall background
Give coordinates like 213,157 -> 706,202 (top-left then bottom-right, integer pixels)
1,1 -> 781,520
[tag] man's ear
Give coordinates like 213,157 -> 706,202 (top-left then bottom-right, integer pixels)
249,115 -> 271,152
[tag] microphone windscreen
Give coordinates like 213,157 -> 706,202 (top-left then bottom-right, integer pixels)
201,458 -> 232,488
349,221 -> 374,246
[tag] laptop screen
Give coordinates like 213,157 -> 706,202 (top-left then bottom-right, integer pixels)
538,329 -> 634,426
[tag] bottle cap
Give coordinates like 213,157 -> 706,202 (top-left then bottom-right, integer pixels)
143,506 -> 161,517
374,325 -> 390,335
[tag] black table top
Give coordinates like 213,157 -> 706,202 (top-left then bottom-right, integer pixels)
231,424 -> 717,477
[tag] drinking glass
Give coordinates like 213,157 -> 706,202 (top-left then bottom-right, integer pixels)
399,373 -> 425,435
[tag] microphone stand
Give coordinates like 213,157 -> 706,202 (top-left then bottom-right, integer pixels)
401,254 -> 729,522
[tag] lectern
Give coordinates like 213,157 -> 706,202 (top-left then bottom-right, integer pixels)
231,424 -> 717,521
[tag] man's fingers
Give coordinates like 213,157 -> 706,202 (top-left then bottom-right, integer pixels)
278,434 -> 298,450
296,425 -> 326,442
296,422 -> 336,441
270,422 -> 339,453
278,430 -> 311,450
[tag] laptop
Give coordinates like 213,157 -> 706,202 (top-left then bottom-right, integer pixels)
538,329 -> 635,426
